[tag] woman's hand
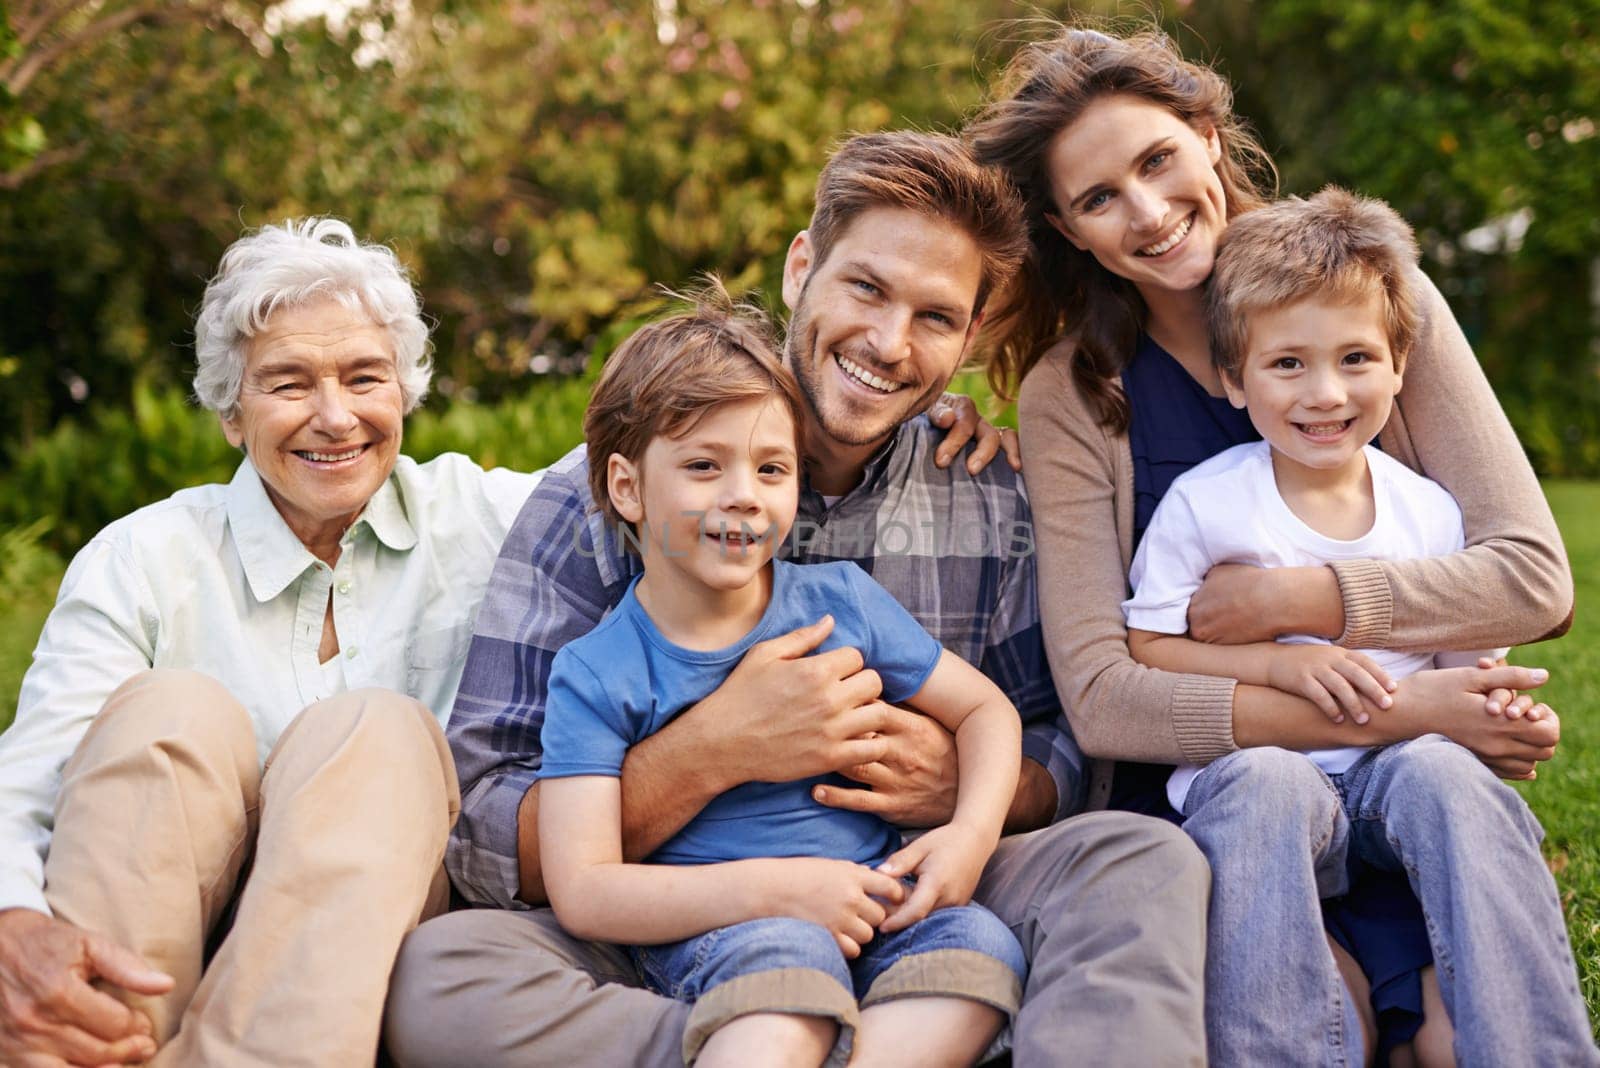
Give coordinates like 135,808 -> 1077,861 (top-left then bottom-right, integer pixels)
929,394 -> 1022,474
1266,646 -> 1396,724
1188,564 -> 1343,644
874,822 -> 994,933
1387,665 -> 1558,779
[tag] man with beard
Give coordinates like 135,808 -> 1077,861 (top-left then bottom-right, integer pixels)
385,132 -> 1210,1067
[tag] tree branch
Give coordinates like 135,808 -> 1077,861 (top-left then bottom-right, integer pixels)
6,3 -> 208,98
0,142 -> 85,189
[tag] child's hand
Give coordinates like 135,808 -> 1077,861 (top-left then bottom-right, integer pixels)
1266,645 -> 1395,724
874,823 -> 994,934
1475,656 -> 1545,721
748,858 -> 905,959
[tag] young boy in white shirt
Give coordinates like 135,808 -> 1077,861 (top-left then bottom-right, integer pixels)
537,288 -> 1025,1068
1121,187 -> 1590,1066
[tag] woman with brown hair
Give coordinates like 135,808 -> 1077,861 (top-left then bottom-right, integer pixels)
968,24 -> 1595,1067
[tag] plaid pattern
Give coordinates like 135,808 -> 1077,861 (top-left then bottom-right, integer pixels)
446,415 -> 1084,907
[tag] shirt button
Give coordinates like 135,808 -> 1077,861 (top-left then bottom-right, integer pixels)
336,581 -> 352,595
345,646 -> 359,659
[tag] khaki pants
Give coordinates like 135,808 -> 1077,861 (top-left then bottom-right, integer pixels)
43,670 -> 459,1068
385,811 -> 1210,1067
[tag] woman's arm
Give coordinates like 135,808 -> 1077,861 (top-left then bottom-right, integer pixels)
538,776 -> 903,952
1019,351 -> 1237,765
1018,346 -> 1563,772
1189,272 -> 1572,651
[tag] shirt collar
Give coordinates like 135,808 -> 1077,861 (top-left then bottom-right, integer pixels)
224,457 -> 417,603
801,418 -> 914,510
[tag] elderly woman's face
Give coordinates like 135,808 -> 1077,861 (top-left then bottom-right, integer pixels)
221,297 -> 404,550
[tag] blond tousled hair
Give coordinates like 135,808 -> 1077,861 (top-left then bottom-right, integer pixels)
1206,186 -> 1421,382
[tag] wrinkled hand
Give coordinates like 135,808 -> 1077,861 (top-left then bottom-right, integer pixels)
875,823 -> 993,933
811,705 -> 958,828
1266,645 -> 1395,724
1390,665 -> 1558,780
0,908 -> 172,1068
1188,563 -> 1291,644
698,616 -> 892,786
751,858 -> 905,959
929,394 -> 1022,475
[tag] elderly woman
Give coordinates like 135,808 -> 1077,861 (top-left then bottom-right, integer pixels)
0,218 -> 541,1066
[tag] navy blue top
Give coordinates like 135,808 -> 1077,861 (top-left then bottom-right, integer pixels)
1115,334 -> 1258,815
1124,333 -> 1260,551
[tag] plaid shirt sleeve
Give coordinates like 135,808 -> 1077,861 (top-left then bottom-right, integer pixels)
980,481 -> 1088,822
445,448 -> 629,907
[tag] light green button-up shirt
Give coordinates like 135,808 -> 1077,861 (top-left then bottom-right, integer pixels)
0,452 -> 539,914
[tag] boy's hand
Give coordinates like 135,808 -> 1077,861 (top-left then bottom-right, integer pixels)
874,823 -> 993,934
1266,645 -> 1395,724
1388,665 -> 1556,779
749,858 -> 904,959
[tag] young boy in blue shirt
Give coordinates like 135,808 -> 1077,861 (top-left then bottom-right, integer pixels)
538,288 -> 1025,1068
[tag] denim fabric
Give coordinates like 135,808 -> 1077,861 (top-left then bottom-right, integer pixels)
1182,736 -> 1599,1068
635,905 -> 1026,1007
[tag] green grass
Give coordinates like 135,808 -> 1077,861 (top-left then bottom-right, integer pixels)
0,482 -> 1596,1032
1513,481 -> 1600,1034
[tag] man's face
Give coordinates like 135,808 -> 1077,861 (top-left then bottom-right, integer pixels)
781,206 -> 984,452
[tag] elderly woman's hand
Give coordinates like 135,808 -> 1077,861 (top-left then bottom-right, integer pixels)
0,908 -> 173,1067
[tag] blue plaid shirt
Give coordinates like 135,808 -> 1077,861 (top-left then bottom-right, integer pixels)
446,415 -> 1084,907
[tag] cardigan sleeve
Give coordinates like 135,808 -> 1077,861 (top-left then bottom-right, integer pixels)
1332,269 -> 1573,651
1017,349 -> 1237,767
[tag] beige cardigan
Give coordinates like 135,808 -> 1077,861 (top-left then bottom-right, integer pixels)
1018,271 -> 1574,811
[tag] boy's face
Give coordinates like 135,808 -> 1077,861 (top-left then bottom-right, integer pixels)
1223,291 -> 1403,477
607,395 -> 800,595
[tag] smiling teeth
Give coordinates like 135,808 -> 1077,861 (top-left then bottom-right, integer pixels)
835,354 -> 903,393
1297,421 -> 1351,436
1137,214 -> 1193,256
301,448 -> 363,462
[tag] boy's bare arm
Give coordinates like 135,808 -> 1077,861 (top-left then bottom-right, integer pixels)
539,776 -> 904,955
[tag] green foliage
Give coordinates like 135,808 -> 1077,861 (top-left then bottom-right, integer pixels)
0,520 -> 64,733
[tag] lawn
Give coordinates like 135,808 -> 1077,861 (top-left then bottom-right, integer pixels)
1,483 -> 1597,1034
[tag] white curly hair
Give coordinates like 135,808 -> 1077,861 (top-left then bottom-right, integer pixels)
193,217 -> 432,417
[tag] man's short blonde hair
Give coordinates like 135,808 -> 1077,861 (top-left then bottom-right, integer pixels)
1207,186 -> 1421,381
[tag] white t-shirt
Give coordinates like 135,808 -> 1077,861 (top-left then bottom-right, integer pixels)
1122,441 -> 1497,812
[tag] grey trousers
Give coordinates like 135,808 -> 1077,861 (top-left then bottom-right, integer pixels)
384,811 -> 1209,1067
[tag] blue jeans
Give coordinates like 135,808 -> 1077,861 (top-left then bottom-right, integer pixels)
635,903 -> 1025,1065
1182,735 -> 1597,1068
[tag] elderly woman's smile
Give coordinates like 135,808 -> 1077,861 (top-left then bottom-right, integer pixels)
220,296 -> 405,561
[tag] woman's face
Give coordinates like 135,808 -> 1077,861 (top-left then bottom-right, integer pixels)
1044,94 -> 1228,301
221,297 -> 405,551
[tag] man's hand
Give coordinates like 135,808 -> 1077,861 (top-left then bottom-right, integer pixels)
1266,645 -> 1395,725
744,858 -> 904,959
0,908 -> 172,1067
811,705 -> 958,828
689,616 -> 893,789
875,823 -> 993,933
929,394 -> 1022,475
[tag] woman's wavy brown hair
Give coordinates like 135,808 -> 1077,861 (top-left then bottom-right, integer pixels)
967,24 -> 1277,430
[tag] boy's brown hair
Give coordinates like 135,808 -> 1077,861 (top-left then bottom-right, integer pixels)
584,280 -> 806,531
1206,186 -> 1421,382
807,131 -> 1027,319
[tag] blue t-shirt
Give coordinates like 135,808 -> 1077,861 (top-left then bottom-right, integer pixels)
540,559 -> 944,867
